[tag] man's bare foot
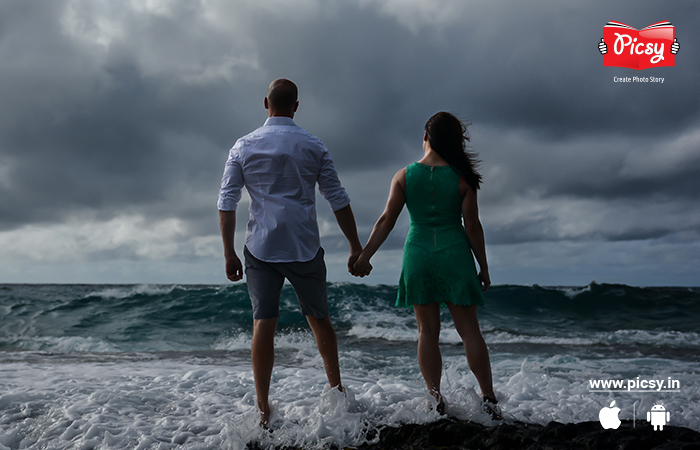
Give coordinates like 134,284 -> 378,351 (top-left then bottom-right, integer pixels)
258,402 -> 272,429
259,410 -> 271,429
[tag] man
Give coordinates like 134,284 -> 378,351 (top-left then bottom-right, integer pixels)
218,79 -> 363,427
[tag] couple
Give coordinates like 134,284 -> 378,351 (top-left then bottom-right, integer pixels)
218,79 -> 497,427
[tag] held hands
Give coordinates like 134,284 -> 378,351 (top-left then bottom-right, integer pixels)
351,252 -> 373,277
347,250 -> 362,277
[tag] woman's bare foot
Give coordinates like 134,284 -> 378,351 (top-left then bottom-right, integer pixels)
429,390 -> 445,415
482,395 -> 503,421
436,397 -> 446,415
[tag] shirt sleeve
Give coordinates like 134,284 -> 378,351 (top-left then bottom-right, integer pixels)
317,147 -> 351,212
217,146 -> 244,211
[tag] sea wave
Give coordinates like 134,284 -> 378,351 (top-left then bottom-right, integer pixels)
1,282 -> 699,354
0,335 -> 118,353
1,282 -> 700,448
87,284 -> 182,300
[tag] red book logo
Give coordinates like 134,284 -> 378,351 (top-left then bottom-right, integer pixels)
599,21 -> 679,70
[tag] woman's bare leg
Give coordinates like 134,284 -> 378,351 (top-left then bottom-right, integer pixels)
446,303 -> 496,400
413,303 -> 444,405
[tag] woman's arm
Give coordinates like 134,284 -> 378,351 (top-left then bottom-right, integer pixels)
353,169 -> 407,276
461,182 -> 491,291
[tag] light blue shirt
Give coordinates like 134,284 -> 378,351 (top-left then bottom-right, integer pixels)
218,117 -> 350,263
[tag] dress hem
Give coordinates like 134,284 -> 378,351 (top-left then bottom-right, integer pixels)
396,299 -> 486,308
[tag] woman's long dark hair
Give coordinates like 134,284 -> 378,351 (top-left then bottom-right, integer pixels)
425,112 -> 482,191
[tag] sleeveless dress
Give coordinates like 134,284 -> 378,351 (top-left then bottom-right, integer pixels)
396,162 -> 485,307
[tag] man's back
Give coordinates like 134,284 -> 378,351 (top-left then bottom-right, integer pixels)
218,117 -> 349,263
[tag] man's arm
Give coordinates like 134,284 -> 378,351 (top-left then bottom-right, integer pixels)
316,147 -> 363,275
218,145 -> 244,282
332,204 -> 363,276
219,210 -> 243,282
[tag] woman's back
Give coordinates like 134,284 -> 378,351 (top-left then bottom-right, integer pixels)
404,162 -> 464,251
398,162 -> 484,307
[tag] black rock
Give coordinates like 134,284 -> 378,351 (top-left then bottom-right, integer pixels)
247,419 -> 700,450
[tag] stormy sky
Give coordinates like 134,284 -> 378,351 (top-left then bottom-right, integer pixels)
0,0 -> 698,286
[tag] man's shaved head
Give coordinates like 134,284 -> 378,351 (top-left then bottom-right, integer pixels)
266,78 -> 298,113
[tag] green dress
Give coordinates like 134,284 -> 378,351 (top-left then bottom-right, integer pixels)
397,162 -> 485,307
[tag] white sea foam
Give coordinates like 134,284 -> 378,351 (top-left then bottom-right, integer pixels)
1,350 -> 698,450
347,324 -> 416,341
345,309 -> 415,341
486,330 -> 598,346
213,331 -> 317,353
347,325 -> 700,348
3,335 -> 119,353
604,329 -> 700,347
560,284 -> 593,299
88,284 -> 179,300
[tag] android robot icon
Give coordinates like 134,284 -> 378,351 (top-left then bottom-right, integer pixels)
647,404 -> 670,431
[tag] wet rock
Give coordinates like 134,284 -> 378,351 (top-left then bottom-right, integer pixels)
247,419 -> 700,450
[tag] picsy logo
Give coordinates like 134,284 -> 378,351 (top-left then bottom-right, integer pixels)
598,21 -> 679,70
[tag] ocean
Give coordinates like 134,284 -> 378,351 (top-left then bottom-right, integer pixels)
1,282 -> 699,449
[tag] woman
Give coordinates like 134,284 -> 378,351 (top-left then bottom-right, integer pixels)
353,112 -> 498,416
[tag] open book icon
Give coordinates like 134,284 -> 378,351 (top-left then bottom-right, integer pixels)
602,21 -> 676,70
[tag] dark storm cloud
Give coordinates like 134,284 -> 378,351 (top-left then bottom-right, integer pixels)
552,164 -> 700,201
238,4 -> 437,170
0,0 -> 698,283
485,205 -> 693,245
0,1 -> 258,231
477,128 -> 700,207
246,0 -> 700,152
460,1 -> 700,136
201,0 -> 700,248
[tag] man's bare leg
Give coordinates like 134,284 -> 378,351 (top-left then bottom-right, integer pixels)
306,315 -> 342,390
252,318 -> 278,426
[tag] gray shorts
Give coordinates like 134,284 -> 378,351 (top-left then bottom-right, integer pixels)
244,246 -> 329,320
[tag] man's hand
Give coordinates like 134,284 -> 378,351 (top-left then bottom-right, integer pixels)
225,254 -> 243,282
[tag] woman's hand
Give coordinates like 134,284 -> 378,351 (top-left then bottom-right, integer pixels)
478,270 -> 491,292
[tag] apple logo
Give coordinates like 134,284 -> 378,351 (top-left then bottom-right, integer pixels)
599,401 -> 621,429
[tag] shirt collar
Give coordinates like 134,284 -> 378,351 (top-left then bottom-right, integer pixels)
264,117 -> 296,126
